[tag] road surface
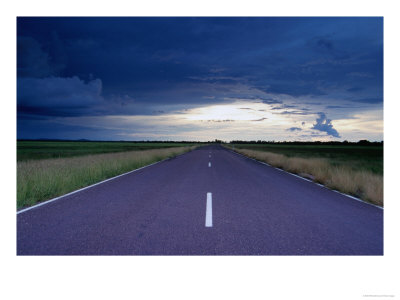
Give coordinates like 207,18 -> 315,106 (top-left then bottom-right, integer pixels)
17,145 -> 383,255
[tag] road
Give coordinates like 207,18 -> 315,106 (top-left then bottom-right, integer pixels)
17,145 -> 383,255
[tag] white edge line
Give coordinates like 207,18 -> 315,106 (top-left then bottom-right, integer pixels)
290,173 -> 313,182
17,151 -> 190,215
226,147 -> 383,210
205,192 -> 212,227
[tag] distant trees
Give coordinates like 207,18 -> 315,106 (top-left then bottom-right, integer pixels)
18,139 -> 383,146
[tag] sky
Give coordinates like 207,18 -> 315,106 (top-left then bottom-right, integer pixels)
17,17 -> 383,142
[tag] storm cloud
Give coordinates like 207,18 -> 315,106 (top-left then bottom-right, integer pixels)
18,76 -> 104,117
16,17 -> 383,141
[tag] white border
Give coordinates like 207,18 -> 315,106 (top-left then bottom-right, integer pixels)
4,3 -> 399,300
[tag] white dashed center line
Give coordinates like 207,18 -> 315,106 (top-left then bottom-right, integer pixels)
205,193 -> 212,227
208,162 -> 211,167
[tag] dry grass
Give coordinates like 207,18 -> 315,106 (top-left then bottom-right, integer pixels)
234,148 -> 383,206
17,146 -> 195,209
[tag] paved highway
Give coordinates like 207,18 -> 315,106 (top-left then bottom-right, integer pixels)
17,145 -> 383,255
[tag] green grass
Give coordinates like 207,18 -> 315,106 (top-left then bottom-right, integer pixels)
226,144 -> 384,206
229,144 -> 383,175
17,141 -> 196,161
17,146 -> 196,209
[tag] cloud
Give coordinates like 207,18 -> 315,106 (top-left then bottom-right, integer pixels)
17,36 -> 53,77
306,35 -> 336,54
251,118 -> 267,122
18,76 -> 104,116
262,83 -> 327,97
262,98 -> 282,105
346,72 -> 373,78
187,76 -> 240,84
351,97 -> 382,104
48,31 -> 67,75
317,38 -> 334,50
223,96 -> 282,105
270,104 -> 301,110
347,86 -> 364,92
279,110 -> 312,115
205,119 -> 235,123
281,104 -> 297,109
209,68 -> 226,73
287,127 -> 302,132
326,105 -> 348,109
311,112 -> 340,138
16,18 -> 383,141
17,34 -> 67,78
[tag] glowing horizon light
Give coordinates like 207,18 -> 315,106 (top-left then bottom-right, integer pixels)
183,102 -> 288,123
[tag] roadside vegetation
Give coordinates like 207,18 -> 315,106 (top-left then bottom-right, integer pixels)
17,140 -> 200,161
228,141 -> 383,174
226,143 -> 383,207
17,145 -> 196,209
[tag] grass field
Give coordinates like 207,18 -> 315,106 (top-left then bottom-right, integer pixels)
226,144 -> 383,206
17,140 -> 196,161
17,145 -> 196,209
229,143 -> 383,175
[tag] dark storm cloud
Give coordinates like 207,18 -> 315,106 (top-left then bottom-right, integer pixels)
17,18 -> 383,102
17,17 -> 383,139
18,76 -> 104,117
315,37 -> 334,51
18,33 -> 67,78
351,97 -> 383,104
17,118 -> 122,140
17,36 -> 53,78
311,113 -> 340,138
347,86 -> 364,92
326,105 -> 348,109
262,84 -> 328,97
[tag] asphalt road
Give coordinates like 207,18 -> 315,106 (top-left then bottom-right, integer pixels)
17,145 -> 383,255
